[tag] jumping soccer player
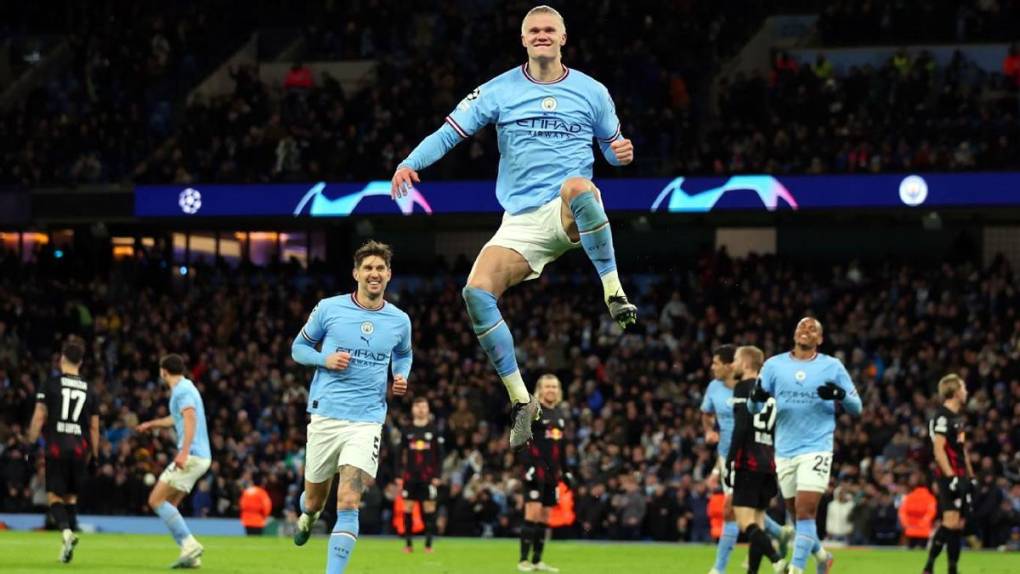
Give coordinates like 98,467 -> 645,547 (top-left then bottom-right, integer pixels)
135,354 -> 212,569
728,346 -> 787,574
26,340 -> 99,564
291,240 -> 412,574
923,373 -> 973,574
518,374 -> 571,573
751,318 -> 861,574
396,397 -> 444,553
701,345 -> 741,574
391,4 -> 637,449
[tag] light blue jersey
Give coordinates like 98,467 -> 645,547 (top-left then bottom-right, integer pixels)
399,63 -> 624,215
755,352 -> 862,458
291,293 -> 413,424
170,378 -> 211,458
700,379 -> 736,458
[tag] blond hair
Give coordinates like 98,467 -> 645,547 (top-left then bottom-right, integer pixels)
737,345 -> 765,373
536,373 -> 563,403
521,5 -> 566,35
938,373 -> 964,400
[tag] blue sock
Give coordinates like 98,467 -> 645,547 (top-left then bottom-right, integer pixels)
327,509 -> 359,574
155,501 -> 192,546
811,536 -> 823,554
793,519 -> 817,570
713,521 -> 739,571
569,191 -> 618,278
462,286 -> 520,377
764,514 -> 782,539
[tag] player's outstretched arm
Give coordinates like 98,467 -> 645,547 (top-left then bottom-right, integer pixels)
136,416 -> 173,432
390,123 -> 463,199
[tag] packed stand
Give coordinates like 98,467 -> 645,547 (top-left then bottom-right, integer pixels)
140,0 -> 817,183
0,0 -> 253,187
0,244 -> 1018,546
697,49 -> 1020,174
816,0 -> 1020,45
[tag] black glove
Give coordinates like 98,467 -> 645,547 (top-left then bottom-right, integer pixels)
751,379 -> 771,402
88,456 -> 99,475
562,472 -> 575,488
816,382 -> 846,401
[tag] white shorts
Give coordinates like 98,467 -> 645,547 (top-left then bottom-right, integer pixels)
478,196 -> 580,281
775,451 -> 833,498
305,415 -> 382,483
717,455 -> 733,495
158,456 -> 211,493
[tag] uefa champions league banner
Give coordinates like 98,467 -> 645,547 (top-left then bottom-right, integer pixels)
135,173 -> 1020,217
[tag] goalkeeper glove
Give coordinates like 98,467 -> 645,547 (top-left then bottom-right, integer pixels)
816,382 -> 846,401
751,379 -> 771,402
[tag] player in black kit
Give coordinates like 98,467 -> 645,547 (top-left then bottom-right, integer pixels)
728,346 -> 787,574
26,340 -> 99,563
396,397 -> 444,553
923,373 -> 973,574
518,374 -> 572,573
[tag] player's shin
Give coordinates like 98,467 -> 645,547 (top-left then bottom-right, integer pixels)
50,503 -> 71,533
520,521 -> 534,562
945,529 -> 962,573
327,509 -> 359,574
713,521 -> 739,571
462,286 -> 529,404
925,526 -> 947,570
424,512 -> 436,548
155,501 -> 193,546
531,521 -> 547,563
568,192 -> 621,297
403,511 -> 414,548
66,503 -> 79,531
792,519 -> 817,570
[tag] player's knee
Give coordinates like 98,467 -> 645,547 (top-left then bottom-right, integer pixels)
148,493 -> 164,512
462,285 -> 496,314
559,177 -> 594,202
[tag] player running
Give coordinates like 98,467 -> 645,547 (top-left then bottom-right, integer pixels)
727,346 -> 787,574
701,345 -> 740,574
291,240 -> 412,574
922,374 -> 973,574
518,374 -> 572,573
26,340 -> 99,564
135,354 -> 212,569
396,397 -> 444,553
391,5 -> 637,449
750,318 -> 861,574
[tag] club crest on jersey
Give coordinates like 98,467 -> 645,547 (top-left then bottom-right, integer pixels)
361,321 -> 374,336
794,370 -> 807,382
541,96 -> 557,111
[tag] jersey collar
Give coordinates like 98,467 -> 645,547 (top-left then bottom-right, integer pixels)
521,63 -> 569,84
788,350 -> 818,362
351,292 -> 385,311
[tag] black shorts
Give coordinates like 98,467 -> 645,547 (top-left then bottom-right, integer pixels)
937,478 -> 971,516
731,469 -> 778,510
524,480 -> 559,507
45,454 -> 87,497
402,480 -> 438,502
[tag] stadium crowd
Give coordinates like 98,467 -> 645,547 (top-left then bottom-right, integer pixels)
816,0 -> 1020,45
702,49 -> 1020,175
1,245 -> 1019,549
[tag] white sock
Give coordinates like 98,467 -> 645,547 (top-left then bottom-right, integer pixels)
501,370 -> 531,404
601,270 -> 623,300
62,528 -> 74,540
182,535 -> 198,548
814,546 -> 829,560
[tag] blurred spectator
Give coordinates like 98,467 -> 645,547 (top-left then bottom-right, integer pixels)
1005,43 -> 1020,89
239,474 -> 272,535
898,476 -> 937,548
283,62 -> 314,91
826,486 -> 855,542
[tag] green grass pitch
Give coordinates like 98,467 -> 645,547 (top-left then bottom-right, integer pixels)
1,532 -> 1016,573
